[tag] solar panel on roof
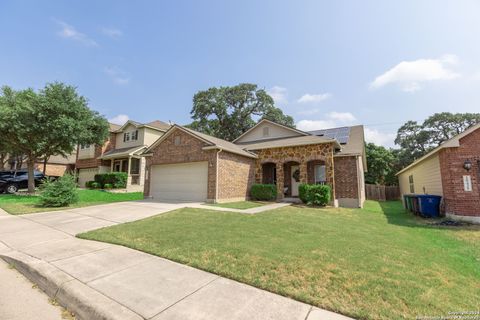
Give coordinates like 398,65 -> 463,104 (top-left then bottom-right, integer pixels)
311,127 -> 351,144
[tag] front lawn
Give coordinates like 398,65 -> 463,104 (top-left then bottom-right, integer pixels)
78,201 -> 480,320
0,189 -> 144,215
204,200 -> 269,210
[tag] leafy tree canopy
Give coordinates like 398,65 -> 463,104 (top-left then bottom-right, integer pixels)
189,83 -> 295,141
395,112 -> 480,168
0,82 -> 109,192
365,143 -> 398,186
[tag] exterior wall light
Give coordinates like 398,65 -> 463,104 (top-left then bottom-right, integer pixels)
463,159 -> 473,171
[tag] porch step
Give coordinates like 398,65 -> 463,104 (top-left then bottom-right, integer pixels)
282,197 -> 302,204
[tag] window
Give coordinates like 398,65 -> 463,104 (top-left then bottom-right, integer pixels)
314,165 -> 326,184
409,175 -> 414,193
80,144 -> 90,150
124,132 -> 130,142
174,135 -> 181,145
131,130 -> 139,141
130,158 -> 140,174
263,126 -> 270,137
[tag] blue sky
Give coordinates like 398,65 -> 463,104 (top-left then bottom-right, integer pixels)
2,1 -> 480,147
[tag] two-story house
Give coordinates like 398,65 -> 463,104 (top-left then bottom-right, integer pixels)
76,120 -> 171,191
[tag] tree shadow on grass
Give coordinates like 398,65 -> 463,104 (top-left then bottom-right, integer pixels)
371,200 -> 480,234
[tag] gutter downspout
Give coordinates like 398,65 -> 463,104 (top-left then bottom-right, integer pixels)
215,149 -> 223,203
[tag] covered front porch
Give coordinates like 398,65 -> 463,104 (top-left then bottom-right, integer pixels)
99,146 -> 147,191
253,144 -> 336,201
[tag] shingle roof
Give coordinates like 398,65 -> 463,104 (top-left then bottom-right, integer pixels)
109,123 -> 121,132
241,135 -> 339,151
99,145 -> 147,159
179,126 -> 258,158
146,120 -> 171,131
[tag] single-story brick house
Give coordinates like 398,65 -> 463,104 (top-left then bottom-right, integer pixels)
397,123 -> 480,223
143,119 -> 366,207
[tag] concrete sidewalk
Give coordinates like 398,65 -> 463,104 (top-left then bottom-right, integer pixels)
0,202 -> 353,320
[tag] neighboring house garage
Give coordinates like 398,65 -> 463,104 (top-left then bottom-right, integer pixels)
78,168 -> 99,188
143,125 -> 256,203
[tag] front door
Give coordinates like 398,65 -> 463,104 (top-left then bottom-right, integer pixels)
291,165 -> 300,197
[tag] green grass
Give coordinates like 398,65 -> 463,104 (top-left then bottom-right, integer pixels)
0,189 -> 144,215
204,201 -> 269,210
78,201 -> 480,320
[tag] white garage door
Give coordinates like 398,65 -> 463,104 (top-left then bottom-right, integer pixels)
78,168 -> 99,188
150,162 -> 208,202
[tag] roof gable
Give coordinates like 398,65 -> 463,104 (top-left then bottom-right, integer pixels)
233,119 -> 308,144
145,125 -> 257,159
397,123 -> 480,175
115,120 -> 170,133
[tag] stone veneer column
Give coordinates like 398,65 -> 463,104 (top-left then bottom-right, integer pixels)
299,161 -> 308,184
276,161 -> 284,200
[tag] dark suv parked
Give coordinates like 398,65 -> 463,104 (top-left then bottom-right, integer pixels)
0,170 -> 46,194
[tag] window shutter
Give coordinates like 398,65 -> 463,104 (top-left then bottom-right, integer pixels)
123,133 -> 126,142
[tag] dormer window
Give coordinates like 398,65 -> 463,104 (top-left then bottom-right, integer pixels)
263,126 -> 270,137
131,130 -> 139,141
124,130 -> 138,142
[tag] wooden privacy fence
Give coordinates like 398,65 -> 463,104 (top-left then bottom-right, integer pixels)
365,184 -> 400,201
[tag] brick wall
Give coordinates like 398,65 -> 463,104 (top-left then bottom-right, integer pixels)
439,128 -> 480,217
334,156 -> 359,199
144,129 -> 218,200
217,151 -> 255,201
34,163 -> 69,177
76,132 -> 116,169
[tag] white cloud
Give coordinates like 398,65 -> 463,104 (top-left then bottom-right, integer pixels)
370,54 -> 460,92
296,112 -> 357,131
108,114 -> 129,125
104,66 -> 130,85
364,128 -> 396,147
297,93 -> 331,104
328,111 -> 356,122
267,86 -> 288,105
101,27 -> 123,38
55,20 -> 97,47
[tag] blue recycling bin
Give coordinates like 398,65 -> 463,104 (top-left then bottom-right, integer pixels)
417,195 -> 442,217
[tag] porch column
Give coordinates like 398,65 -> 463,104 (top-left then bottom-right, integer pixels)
276,162 -> 284,200
299,161 -> 308,184
126,157 -> 132,186
110,159 -> 114,172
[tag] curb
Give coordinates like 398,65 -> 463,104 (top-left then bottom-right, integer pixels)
0,251 -> 143,320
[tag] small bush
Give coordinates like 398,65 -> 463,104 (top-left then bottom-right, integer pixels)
94,172 -> 127,189
298,184 -> 331,206
39,175 -> 78,207
103,183 -> 113,189
91,182 -> 101,189
85,181 -> 96,189
251,184 -> 277,201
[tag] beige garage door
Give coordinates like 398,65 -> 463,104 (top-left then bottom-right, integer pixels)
150,162 -> 208,202
78,168 -> 99,188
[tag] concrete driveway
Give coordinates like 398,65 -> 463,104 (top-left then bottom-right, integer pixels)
0,201 -> 352,320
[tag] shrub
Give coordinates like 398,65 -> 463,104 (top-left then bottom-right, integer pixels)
39,175 -> 78,207
94,172 -> 127,189
85,181 -> 96,189
250,184 -> 277,201
91,182 -> 101,189
103,183 -> 113,189
298,184 -> 331,206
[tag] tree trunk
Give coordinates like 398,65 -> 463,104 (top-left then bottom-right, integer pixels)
43,157 -> 48,175
27,158 -> 35,194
